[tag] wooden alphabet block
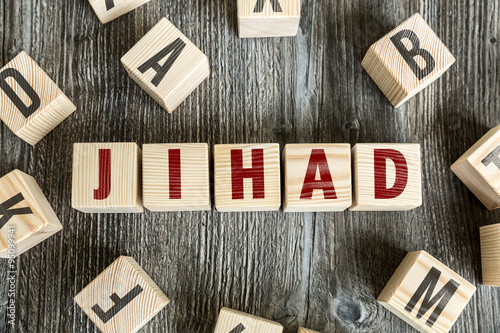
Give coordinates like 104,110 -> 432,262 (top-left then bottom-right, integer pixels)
0,170 -> 62,258
74,256 -> 169,333
0,51 -> 76,145
237,0 -> 301,38
88,0 -> 151,24
349,143 -> 421,211
480,223 -> 500,286
361,13 -> 455,108
450,124 -> 500,210
121,18 -> 210,113
214,144 -> 280,212
283,144 -> 351,212
142,143 -> 210,211
214,307 -> 283,333
378,251 -> 476,333
297,328 -> 320,333
72,143 -> 143,213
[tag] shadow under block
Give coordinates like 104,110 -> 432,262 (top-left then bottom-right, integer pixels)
72,143 -> 143,213
0,170 -> 62,258
237,0 -> 301,38
88,0 -> 151,24
283,144 -> 351,212
0,51 -> 76,145
349,143 -> 421,211
214,144 -> 281,212
214,307 -> 283,333
74,256 -> 169,333
450,124 -> 500,210
121,18 -> 210,113
361,13 -> 455,108
142,143 -> 210,211
480,223 -> 500,286
298,328 -> 320,333
378,251 -> 476,333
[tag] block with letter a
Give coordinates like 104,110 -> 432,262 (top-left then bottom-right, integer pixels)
88,0 -> 151,24
74,256 -> 169,333
0,51 -> 76,145
361,13 -> 455,108
349,143 -> 421,211
142,143 -> 210,211
214,144 -> 280,212
121,18 -> 210,113
378,250 -> 476,333
214,307 -> 283,333
0,170 -> 62,258
283,144 -> 351,212
72,143 -> 143,213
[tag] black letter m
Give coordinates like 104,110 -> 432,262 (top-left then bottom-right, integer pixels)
254,0 -> 282,13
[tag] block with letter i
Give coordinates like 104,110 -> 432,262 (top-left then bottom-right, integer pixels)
283,144 -> 351,212
0,170 -> 62,258
88,0 -> 151,24
72,143 -> 143,213
378,251 -> 476,333
142,143 -> 210,211
214,307 -> 283,333
480,223 -> 500,286
0,51 -> 76,145
238,0 -> 301,38
121,18 -> 210,113
361,13 -> 455,108
350,143 -> 422,211
214,144 -> 281,212
74,256 -> 169,333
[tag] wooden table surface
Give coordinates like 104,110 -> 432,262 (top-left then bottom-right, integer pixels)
0,0 -> 499,332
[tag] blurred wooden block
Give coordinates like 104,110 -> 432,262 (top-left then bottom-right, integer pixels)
451,125 -> 500,210
378,251 -> 475,333
121,18 -> 210,113
214,307 -> 283,333
214,144 -> 280,212
297,328 -> 320,333
74,256 -> 169,333
350,143 -> 421,211
72,143 -> 143,213
142,143 -> 210,211
0,170 -> 62,258
361,13 -> 455,108
88,0 -> 151,24
0,51 -> 76,145
283,144 -> 351,212
480,223 -> 500,286
237,0 -> 301,38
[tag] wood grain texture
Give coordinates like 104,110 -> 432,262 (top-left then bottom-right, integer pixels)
88,0 -> 151,24
214,307 -> 283,332
480,223 -> 500,286
0,0 -> 499,332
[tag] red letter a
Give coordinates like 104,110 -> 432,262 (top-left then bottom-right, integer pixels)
94,149 -> 111,200
374,149 -> 408,199
300,149 -> 337,199
231,149 -> 265,200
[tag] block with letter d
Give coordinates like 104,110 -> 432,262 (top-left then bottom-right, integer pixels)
214,307 -> 283,333
362,13 -> 455,108
121,18 -> 210,113
88,0 -> 151,24
378,250 -> 476,333
72,143 -> 143,213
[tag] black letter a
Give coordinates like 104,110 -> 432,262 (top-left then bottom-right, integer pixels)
0,68 -> 41,118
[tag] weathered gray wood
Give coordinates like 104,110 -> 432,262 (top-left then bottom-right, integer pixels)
0,0 -> 499,332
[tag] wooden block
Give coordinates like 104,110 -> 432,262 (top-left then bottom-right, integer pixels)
0,170 -> 62,258
214,307 -> 283,333
214,144 -> 280,212
361,13 -> 455,108
349,143 -> 422,211
450,124 -> 500,210
121,18 -> 210,113
283,144 -> 351,212
0,51 -> 76,145
142,143 -> 210,211
297,328 -> 320,333
378,251 -> 476,333
237,0 -> 300,38
480,223 -> 500,286
74,256 -> 169,333
88,0 -> 151,24
72,143 -> 143,213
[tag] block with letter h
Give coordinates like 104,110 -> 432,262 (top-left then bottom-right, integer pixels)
72,143 -> 143,213
378,250 -> 476,333
362,13 -> 455,108
88,0 -> 151,24
480,223 -> 500,286
214,307 -> 283,333
122,18 -> 210,113
74,256 -> 169,333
